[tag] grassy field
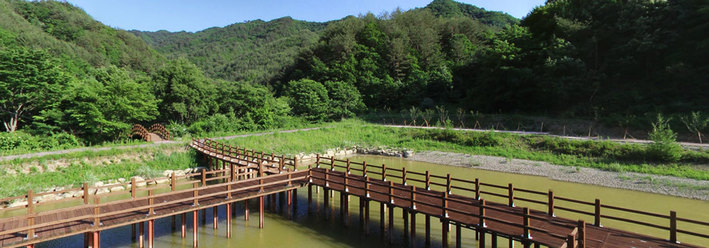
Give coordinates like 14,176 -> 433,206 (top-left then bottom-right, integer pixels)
222,120 -> 709,180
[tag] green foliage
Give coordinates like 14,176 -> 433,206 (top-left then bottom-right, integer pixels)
680,112 -> 708,143
152,58 -> 217,123
0,131 -> 81,153
323,81 -> 366,119
0,46 -> 69,132
284,79 -> 330,121
647,114 -> 683,163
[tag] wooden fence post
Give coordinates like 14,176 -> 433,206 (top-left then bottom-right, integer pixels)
193,182 -> 199,207
389,181 -> 394,204
425,171 -> 431,190
523,207 -> 531,240
670,211 -> 677,243
201,169 -> 206,186
27,190 -> 35,240
548,190 -> 555,216
346,159 -> 351,175
594,199 -> 601,226
508,183 -> 514,207
171,172 -> 176,191
474,178 -> 480,199
446,174 -> 452,194
479,199 -> 486,228
83,182 -> 90,204
402,167 -> 408,185
330,157 -> 335,171
131,178 -> 136,199
316,154 -> 320,168
382,164 -> 387,181
93,197 -> 101,227
363,161 -> 367,178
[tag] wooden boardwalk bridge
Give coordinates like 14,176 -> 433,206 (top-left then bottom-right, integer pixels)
0,138 -> 707,248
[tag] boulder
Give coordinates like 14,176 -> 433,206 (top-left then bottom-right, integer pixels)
155,178 -> 169,184
8,200 -> 27,208
110,186 -> 124,192
95,188 -> 110,195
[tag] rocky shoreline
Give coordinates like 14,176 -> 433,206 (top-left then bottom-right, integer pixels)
5,146 -> 707,208
405,151 -> 709,201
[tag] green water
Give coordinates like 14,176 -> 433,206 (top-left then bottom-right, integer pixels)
29,155 -> 709,247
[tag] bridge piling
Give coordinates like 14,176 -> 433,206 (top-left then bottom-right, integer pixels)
244,199 -> 249,221
259,196 -> 264,229
139,222 -> 144,248
213,206 -> 218,229
181,213 -> 186,238
192,210 -> 198,248
148,219 -> 154,248
226,203 -> 232,238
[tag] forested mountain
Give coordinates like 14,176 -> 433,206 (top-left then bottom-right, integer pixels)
1,0 -> 707,149
132,17 -> 326,84
0,0 -> 164,74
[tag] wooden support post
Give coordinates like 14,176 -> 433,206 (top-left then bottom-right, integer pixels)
344,193 -> 350,227
508,183 -> 514,207
201,169 -> 206,186
364,199 -> 370,235
245,199 -> 250,221
442,219 -> 449,248
324,186 -> 330,212
670,211 -> 677,243
579,220 -> 586,248
226,203 -> 232,238
193,182 -> 199,207
181,213 -> 186,238
480,231 -> 487,248
548,190 -> 555,216
259,196 -> 265,229
455,223 -> 462,248
594,199 -> 601,226
389,181 -> 394,204
131,178 -> 137,199
308,184 -> 313,212
491,233 -> 497,248
363,161 -> 368,178
523,207 -> 531,244
388,204 -> 395,244
148,219 -> 154,248
425,215 -> 431,247
411,211 -> 417,243
213,206 -> 218,229
403,167 -> 408,185
380,202 -> 386,238
403,208 -> 410,245
132,223 -> 137,241
192,210 -> 198,248
139,222 -> 145,248
92,231 -> 100,248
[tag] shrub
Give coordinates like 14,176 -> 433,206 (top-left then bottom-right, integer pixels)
646,114 -> 683,163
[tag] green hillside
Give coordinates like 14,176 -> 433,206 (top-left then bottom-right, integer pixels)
132,17 -> 326,84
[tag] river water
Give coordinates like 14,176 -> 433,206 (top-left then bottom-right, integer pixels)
31,155 -> 709,247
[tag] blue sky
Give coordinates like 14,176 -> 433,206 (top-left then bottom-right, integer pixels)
67,0 -> 545,32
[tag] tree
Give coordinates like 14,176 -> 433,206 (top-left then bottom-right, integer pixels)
152,58 -> 217,123
283,79 -> 330,121
680,112 -> 708,143
323,81 -> 365,119
0,47 -> 68,132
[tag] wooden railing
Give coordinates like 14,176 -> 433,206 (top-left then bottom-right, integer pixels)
310,155 -> 709,246
0,160 -> 307,247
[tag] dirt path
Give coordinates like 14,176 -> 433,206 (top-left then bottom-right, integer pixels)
383,125 -> 709,150
0,127 -> 324,162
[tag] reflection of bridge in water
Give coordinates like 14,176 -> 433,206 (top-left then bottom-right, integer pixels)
0,138 -> 707,248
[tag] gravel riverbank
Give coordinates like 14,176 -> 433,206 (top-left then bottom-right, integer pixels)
406,151 -> 709,201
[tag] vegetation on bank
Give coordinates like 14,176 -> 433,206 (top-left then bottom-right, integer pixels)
221,120 -> 709,180
0,149 -> 198,197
